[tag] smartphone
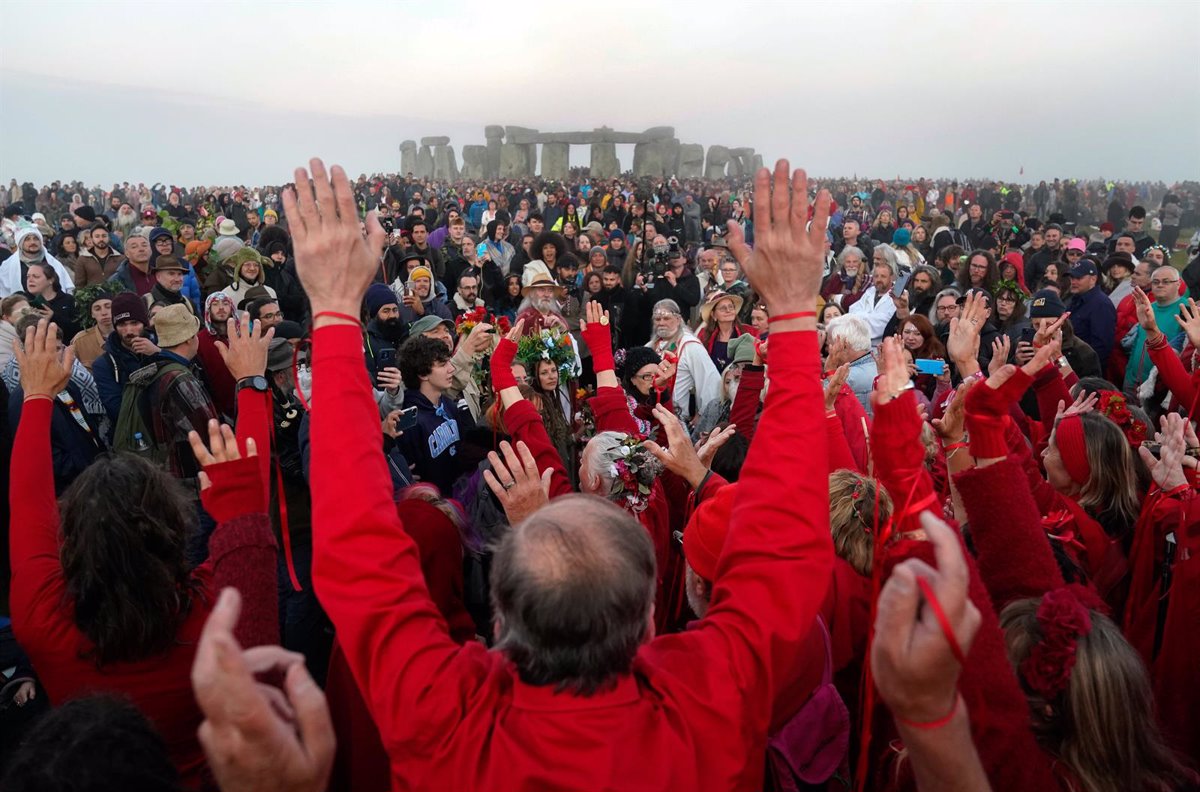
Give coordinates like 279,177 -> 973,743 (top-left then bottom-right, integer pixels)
377,348 -> 396,370
476,242 -> 489,259
398,406 -> 419,431
914,358 -> 946,376
892,272 -> 911,299
1019,326 -> 1036,345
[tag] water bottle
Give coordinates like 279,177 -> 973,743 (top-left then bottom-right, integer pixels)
133,432 -> 151,454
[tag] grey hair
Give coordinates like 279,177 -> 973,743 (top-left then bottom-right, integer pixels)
652,299 -> 682,316
929,287 -> 963,323
872,244 -> 899,276
836,246 -> 865,268
825,314 -> 871,353
580,431 -> 663,504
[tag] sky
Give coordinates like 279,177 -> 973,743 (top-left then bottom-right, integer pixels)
2,0 -> 1198,188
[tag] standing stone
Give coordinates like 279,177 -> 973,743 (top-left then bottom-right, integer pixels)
500,143 -> 532,178
590,141 -> 620,179
421,136 -> 451,147
433,144 -> 458,180
416,145 -> 434,179
752,154 -> 764,173
399,140 -> 417,176
728,147 -> 755,179
484,125 -> 504,180
678,144 -> 704,179
506,126 -> 539,178
461,145 -> 486,180
705,145 -> 731,180
541,142 -> 569,181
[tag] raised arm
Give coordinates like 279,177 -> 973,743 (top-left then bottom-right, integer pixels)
655,163 -> 834,737
489,321 -> 572,498
8,320 -> 72,647
581,300 -> 643,436
290,160 -> 483,757
221,313 -> 275,502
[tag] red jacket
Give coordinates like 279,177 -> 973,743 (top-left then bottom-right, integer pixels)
308,324 -> 832,792
9,390 -> 276,791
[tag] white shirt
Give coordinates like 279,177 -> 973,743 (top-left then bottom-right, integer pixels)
848,285 -> 898,347
649,329 -> 721,420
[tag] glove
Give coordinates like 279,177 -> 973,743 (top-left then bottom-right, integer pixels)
490,337 -> 519,391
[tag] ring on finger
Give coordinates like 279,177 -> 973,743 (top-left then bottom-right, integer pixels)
502,481 -> 516,491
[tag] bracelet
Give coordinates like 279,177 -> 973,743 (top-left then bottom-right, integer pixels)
767,311 -> 816,324
894,693 -> 963,730
1160,483 -> 1191,498
313,310 -> 362,327
825,409 -> 838,419
23,393 -> 54,403
942,441 -> 968,452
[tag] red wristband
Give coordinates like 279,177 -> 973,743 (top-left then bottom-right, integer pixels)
313,310 -> 362,327
894,693 -> 963,730
767,311 -> 817,324
942,441 -> 968,452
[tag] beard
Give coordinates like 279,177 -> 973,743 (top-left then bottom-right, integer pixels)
532,296 -> 556,314
378,317 -> 405,340
654,324 -> 677,340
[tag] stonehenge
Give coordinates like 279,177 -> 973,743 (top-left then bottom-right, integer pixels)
399,126 -> 762,181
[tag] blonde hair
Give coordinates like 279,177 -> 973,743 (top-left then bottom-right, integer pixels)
1076,413 -> 1140,535
828,470 -> 892,576
1001,599 -> 1194,792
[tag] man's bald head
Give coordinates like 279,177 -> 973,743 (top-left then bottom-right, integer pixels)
491,495 -> 655,694
1150,265 -> 1181,305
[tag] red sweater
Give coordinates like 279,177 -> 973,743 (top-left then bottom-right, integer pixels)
309,324 -> 831,792
9,391 -> 277,791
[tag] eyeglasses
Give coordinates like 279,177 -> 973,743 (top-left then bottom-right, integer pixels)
632,373 -> 656,382
1065,250 -> 1083,256
1150,279 -> 1179,287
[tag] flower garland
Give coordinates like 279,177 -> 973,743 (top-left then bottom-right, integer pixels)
1095,390 -> 1147,447
606,435 -> 663,513
455,305 -> 511,337
1020,584 -> 1103,699
517,327 -> 576,382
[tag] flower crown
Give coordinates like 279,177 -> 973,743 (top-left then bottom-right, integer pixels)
1095,390 -> 1147,447
516,327 -> 576,382
606,435 -> 663,513
1020,584 -> 1105,700
991,279 -> 1025,301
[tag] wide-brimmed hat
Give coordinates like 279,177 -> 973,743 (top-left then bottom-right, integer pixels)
151,255 -> 187,273
700,290 -> 744,324
217,219 -> 240,236
154,303 -> 201,347
521,261 -> 566,297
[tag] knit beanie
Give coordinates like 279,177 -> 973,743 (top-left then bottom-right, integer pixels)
1054,415 -> 1090,485
365,283 -> 398,318
1027,289 -> 1066,319
111,291 -> 150,326
617,345 -> 661,380
893,227 -> 911,247
683,484 -> 736,581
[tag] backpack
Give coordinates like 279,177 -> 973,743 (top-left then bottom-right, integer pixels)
112,360 -> 189,466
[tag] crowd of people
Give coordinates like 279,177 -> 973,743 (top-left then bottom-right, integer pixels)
0,158 -> 1197,792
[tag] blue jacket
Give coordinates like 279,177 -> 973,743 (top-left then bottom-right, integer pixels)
396,389 -> 475,495
1068,286 -> 1117,367
92,330 -> 152,421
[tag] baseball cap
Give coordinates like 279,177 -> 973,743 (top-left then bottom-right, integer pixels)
1068,260 -> 1098,278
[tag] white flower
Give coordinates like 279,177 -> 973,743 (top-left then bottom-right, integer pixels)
541,351 -> 550,360
620,445 -> 632,457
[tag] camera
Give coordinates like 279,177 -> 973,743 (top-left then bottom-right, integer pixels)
380,216 -> 395,234
639,235 -> 681,280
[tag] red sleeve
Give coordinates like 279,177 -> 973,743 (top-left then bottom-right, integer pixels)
835,388 -> 870,472
1147,334 -> 1198,416
645,330 -> 833,745
1031,364 -> 1072,435
730,365 -> 764,442
826,413 -> 859,472
952,456 -> 1065,610
309,324 -> 492,758
503,398 -> 573,499
590,385 -> 640,436
207,514 -> 279,647
234,386 -> 272,505
8,398 -> 68,650
870,391 -> 938,536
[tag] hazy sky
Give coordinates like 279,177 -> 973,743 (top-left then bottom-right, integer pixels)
2,0 -> 1197,187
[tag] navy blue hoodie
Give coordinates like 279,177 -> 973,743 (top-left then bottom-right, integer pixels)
396,388 -> 475,495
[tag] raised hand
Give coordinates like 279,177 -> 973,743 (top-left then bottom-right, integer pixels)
1139,413 -> 1191,491
1131,286 -> 1158,337
1053,391 -> 1098,424
643,403 -> 708,489
218,313 -> 275,380
696,423 -> 737,468
15,318 -> 74,399
283,159 -> 386,321
931,378 -> 974,442
945,291 -> 986,370
871,337 -> 912,407
987,335 -> 1011,378
871,513 -> 981,725
483,441 -> 553,525
725,161 -> 830,319
1032,312 -> 1070,349
1175,298 -> 1200,350
192,588 -> 335,792
824,363 -> 850,412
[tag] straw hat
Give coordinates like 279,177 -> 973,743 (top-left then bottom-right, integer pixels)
700,290 -> 744,324
521,261 -> 565,297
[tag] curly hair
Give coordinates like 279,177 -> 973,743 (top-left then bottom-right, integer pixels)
398,334 -> 452,390
58,454 -> 200,666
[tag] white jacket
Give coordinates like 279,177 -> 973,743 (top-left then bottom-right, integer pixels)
848,286 -> 897,347
0,226 -> 75,298
649,329 -> 720,420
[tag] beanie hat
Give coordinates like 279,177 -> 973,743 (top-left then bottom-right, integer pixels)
1027,289 -> 1066,319
1054,415 -> 1090,485
111,291 -> 150,326
683,484 -> 736,581
727,334 -> 758,367
617,345 -> 661,380
892,227 -> 911,247
73,206 -> 96,223
408,265 -> 434,283
608,229 -> 625,241
1099,222 -> 1115,233
365,283 -> 398,318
